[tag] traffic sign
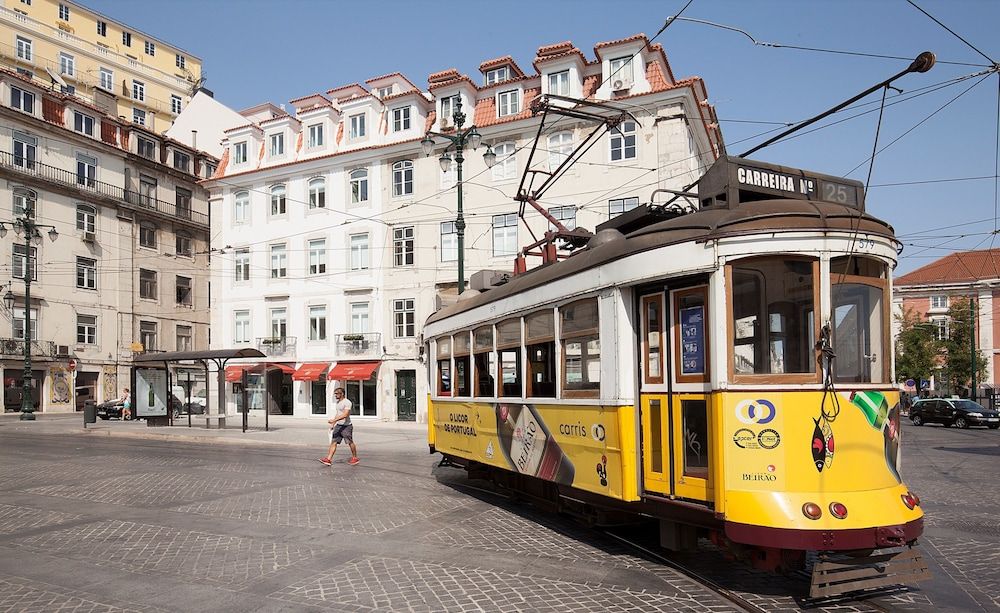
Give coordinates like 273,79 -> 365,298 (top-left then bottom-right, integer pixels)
68,359 -> 77,371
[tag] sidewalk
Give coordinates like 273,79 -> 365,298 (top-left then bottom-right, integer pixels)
0,412 -> 428,450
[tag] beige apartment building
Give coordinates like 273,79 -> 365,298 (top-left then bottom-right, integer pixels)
0,67 -> 214,413
0,0 -> 201,134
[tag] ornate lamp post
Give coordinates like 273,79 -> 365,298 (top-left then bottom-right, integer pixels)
420,98 -> 495,294
2,206 -> 58,420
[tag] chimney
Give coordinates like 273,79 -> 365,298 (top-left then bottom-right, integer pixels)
191,130 -> 198,149
148,111 -> 155,131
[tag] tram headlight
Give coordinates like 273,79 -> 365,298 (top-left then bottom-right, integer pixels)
802,502 -> 822,520
829,502 -> 848,519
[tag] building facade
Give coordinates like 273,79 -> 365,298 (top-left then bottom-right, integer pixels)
0,67 -> 214,413
893,248 -> 1000,396
0,0 -> 201,135
204,34 -> 722,422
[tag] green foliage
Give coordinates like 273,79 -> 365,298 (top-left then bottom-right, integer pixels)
894,307 -> 940,385
942,297 -> 989,392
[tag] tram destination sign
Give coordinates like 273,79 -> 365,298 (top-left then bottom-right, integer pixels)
737,165 -> 859,207
698,156 -> 865,210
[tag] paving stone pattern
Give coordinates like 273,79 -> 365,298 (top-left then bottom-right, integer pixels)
0,577 -> 158,613
24,473 -> 267,508
0,503 -> 82,535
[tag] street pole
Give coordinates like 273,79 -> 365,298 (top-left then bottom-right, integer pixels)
970,296 -> 976,402
20,228 -> 33,421
455,144 -> 465,295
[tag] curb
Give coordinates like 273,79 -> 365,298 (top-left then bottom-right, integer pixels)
77,428 -> 314,448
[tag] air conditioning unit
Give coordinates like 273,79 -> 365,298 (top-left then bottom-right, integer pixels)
82,231 -> 96,243
612,76 -> 633,91
56,345 -> 71,357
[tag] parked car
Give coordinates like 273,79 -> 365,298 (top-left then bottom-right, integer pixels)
910,398 -> 1000,429
96,399 -> 129,420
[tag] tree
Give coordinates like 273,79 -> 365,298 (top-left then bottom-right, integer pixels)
894,307 -> 940,388
942,297 -> 988,395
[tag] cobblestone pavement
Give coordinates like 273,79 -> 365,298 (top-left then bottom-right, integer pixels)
0,420 -> 995,612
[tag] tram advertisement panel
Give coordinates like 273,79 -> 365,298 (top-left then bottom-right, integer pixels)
722,391 -> 902,493
430,400 -> 628,499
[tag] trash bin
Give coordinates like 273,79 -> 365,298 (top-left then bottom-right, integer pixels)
83,399 -> 97,426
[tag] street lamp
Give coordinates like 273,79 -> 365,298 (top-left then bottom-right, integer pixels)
10,207 -> 58,420
420,97 -> 495,294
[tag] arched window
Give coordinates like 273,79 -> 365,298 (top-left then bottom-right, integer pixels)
13,188 -> 36,218
349,168 -> 368,204
270,184 -> 286,216
491,142 -> 517,181
234,191 -> 249,224
308,177 -> 326,209
392,160 -> 413,197
76,203 -> 96,233
548,132 -> 573,171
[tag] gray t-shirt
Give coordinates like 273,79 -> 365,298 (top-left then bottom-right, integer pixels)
335,398 -> 352,426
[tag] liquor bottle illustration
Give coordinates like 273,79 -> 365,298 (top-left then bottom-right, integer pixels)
148,385 -> 155,408
850,391 -> 888,430
495,403 -> 575,486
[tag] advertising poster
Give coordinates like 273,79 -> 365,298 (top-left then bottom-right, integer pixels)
680,306 -> 705,375
135,368 -> 168,418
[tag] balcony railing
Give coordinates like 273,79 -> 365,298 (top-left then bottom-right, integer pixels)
0,150 -> 208,225
335,333 -> 381,359
256,336 -> 296,357
0,338 -> 56,358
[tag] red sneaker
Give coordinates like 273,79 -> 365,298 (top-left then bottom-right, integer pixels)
348,457 -> 360,466
318,457 -> 331,466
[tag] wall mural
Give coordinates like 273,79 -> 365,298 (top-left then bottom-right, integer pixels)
103,366 -> 117,401
50,367 -> 71,405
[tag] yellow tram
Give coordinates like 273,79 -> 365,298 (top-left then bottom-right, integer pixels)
424,156 -> 926,596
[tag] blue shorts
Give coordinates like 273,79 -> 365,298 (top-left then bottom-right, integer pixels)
329,423 -> 353,444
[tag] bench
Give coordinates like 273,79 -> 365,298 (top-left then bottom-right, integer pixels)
203,414 -> 226,429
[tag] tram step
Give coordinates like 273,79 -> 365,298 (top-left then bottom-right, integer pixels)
809,546 -> 931,599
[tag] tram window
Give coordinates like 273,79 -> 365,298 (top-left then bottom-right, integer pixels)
682,399 -> 709,478
642,295 -> 664,384
436,337 -> 452,396
454,332 -> 471,396
561,299 -> 600,397
497,319 -> 522,397
674,288 -> 709,383
474,325 -> 496,397
731,258 -> 816,377
526,310 -> 556,398
832,256 -> 887,383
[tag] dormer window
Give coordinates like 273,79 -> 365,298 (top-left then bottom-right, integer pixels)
307,123 -> 324,148
10,86 -> 35,114
392,106 -> 411,132
137,136 -> 156,159
548,70 -> 570,96
233,141 -> 248,165
269,133 -> 284,157
173,150 -> 190,172
350,113 -> 366,139
497,89 -> 520,117
485,66 -> 510,85
609,56 -> 635,90
440,95 -> 459,126
378,86 -> 393,98
73,111 -> 95,136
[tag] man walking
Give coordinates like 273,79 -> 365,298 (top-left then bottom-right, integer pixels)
319,387 -> 359,466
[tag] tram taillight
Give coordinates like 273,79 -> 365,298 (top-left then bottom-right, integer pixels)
829,502 -> 848,519
802,502 -> 822,520
901,492 -> 921,510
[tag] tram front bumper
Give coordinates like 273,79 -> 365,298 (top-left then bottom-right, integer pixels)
725,516 -> 923,551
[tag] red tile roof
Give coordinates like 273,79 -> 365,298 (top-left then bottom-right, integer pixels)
594,33 -> 649,55
365,71 -> 420,92
896,249 -> 1000,285
211,148 -> 229,180
473,86 -> 541,128
428,69 -> 461,84
478,55 -> 527,78
537,41 -> 574,57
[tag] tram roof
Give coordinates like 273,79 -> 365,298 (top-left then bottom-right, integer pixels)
426,199 -> 894,326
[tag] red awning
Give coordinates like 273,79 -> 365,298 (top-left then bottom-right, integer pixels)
224,365 -> 253,382
327,361 -> 380,381
264,362 -> 295,374
292,362 -> 330,381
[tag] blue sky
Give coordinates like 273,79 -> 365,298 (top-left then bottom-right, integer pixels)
83,0 -> 999,275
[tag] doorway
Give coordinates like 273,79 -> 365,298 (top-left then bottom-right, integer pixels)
396,370 -> 416,421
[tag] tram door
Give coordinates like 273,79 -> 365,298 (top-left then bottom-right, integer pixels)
640,286 -> 714,503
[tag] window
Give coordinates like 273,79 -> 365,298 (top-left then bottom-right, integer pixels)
497,318 -> 522,397
139,269 -> 157,300
175,232 -> 192,257
308,239 -> 326,274
309,305 -> 327,341
308,123 -> 324,148
393,226 -> 414,266
132,108 -> 146,126
270,184 -> 286,216
269,133 -> 284,157
122,31 -> 132,47
13,307 -> 38,341
176,276 -> 192,306
10,86 -> 34,114
561,298 -> 600,396
138,175 -> 156,206
440,95 -> 459,126
97,20 -> 106,36
440,221 -> 457,262
137,136 -> 155,159
350,234 -> 369,270
175,54 -> 185,69
234,191 -> 249,223
392,160 -> 413,197
58,3 -> 70,19
76,257 -> 97,290
350,302 -> 369,333
497,89 -> 520,117
436,338 -> 451,396
731,257 -> 817,377
350,168 -> 369,204
492,213 -> 518,256
377,86 -> 393,98
176,325 -> 192,352
99,67 -> 113,91
932,317 -> 949,341
930,295 -> 949,310
609,56 -> 634,88
75,204 -> 95,233
453,332 -> 471,396
15,36 -> 32,62
526,310 -> 556,397
13,188 -> 35,218
392,106 -> 411,132
171,95 -> 182,114
139,224 -> 156,248
173,151 -> 190,172
349,113 -> 366,139
610,121 -> 637,161
234,248 -> 250,282
393,299 -> 415,338
13,244 -> 37,281
308,177 -> 326,209
609,196 -> 639,217
132,80 -> 144,102
74,112 -> 95,136
485,66 -> 510,85
74,156 -> 97,192
234,141 -> 248,165
234,310 -> 250,343
491,142 -> 517,181
548,132 -> 573,170
144,40 -> 155,56
174,189 -> 192,221
674,288 -> 708,382
59,52 -> 74,76
139,321 -> 157,351
831,256 -> 887,384
77,314 -> 97,345
474,326 -> 495,397
270,244 -> 287,278
13,131 -> 36,169
548,70 -> 570,96
548,206 -> 577,231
